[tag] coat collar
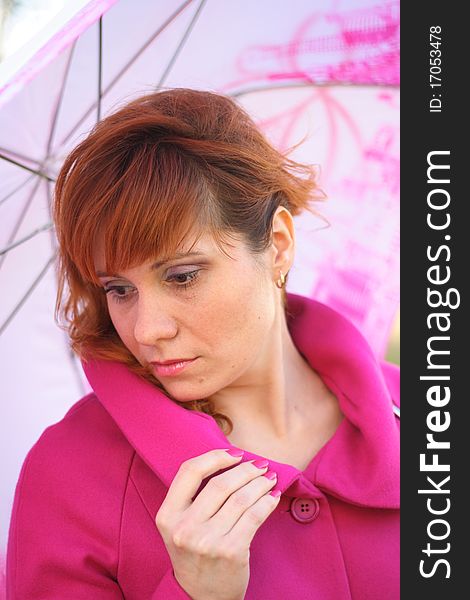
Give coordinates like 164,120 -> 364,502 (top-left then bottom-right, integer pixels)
81,293 -> 399,509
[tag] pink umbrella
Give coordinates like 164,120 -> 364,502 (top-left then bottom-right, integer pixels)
0,0 -> 399,589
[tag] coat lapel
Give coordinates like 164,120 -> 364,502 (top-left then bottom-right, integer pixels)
82,293 -> 399,509
286,295 -> 400,509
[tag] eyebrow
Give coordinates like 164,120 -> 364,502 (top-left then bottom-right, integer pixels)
96,252 -> 207,278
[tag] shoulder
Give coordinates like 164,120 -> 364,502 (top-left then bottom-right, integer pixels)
7,393 -> 142,595
7,393 -> 137,593
10,392 -> 137,551
23,391 -> 135,482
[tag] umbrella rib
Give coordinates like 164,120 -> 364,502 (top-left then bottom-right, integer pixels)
0,146 -> 43,167
42,184 -> 89,399
230,80 -> 400,98
46,44 -> 76,155
0,153 -> 55,182
43,180 -> 87,397
157,0 -> 208,88
0,254 -> 56,337
0,175 -> 42,270
0,223 -> 53,257
0,173 -> 36,207
59,0 -> 194,147
97,16 -> 103,123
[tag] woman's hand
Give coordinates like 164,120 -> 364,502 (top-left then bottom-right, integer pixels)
155,448 -> 281,600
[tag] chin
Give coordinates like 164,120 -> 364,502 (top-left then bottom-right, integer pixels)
159,381 -> 211,403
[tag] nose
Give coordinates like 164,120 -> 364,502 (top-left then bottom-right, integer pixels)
133,294 -> 178,346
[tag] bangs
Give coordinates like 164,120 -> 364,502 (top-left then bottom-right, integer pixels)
69,144 -> 228,286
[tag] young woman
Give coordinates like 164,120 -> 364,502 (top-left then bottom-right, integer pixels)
6,88 -> 399,599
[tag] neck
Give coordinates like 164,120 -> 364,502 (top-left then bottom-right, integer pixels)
207,304 -> 326,442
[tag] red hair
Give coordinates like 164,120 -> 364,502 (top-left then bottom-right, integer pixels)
53,88 -> 323,433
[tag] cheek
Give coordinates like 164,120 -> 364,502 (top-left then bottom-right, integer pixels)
197,270 -> 273,359
108,305 -> 136,347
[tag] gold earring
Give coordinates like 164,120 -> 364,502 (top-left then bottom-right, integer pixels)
276,271 -> 286,289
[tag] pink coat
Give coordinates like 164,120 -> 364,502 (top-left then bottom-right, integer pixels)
6,293 -> 400,599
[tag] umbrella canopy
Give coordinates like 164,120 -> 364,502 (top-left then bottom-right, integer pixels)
0,0 -> 399,585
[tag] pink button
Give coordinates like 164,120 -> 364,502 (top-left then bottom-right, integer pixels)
290,497 -> 320,523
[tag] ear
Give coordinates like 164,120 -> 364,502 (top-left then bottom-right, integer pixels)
270,206 -> 295,276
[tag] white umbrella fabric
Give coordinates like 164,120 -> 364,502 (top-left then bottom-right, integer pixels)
0,0 -> 399,587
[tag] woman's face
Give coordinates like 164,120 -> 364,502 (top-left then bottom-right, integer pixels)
94,230 -> 278,402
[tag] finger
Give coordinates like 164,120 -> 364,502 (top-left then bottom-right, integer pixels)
224,489 -> 281,546
208,470 -> 278,535
186,460 -> 272,523
160,449 -> 244,516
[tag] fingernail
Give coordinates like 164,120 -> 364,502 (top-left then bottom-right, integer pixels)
270,489 -> 282,498
252,459 -> 269,469
224,448 -> 244,457
263,470 -> 277,481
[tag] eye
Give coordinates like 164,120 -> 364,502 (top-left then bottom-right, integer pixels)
166,269 -> 200,289
104,285 -> 135,304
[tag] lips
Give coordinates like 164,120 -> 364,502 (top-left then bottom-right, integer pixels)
150,358 -> 197,377
152,358 -> 194,365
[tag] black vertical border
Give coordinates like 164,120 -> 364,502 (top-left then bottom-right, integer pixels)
401,2 -> 466,597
